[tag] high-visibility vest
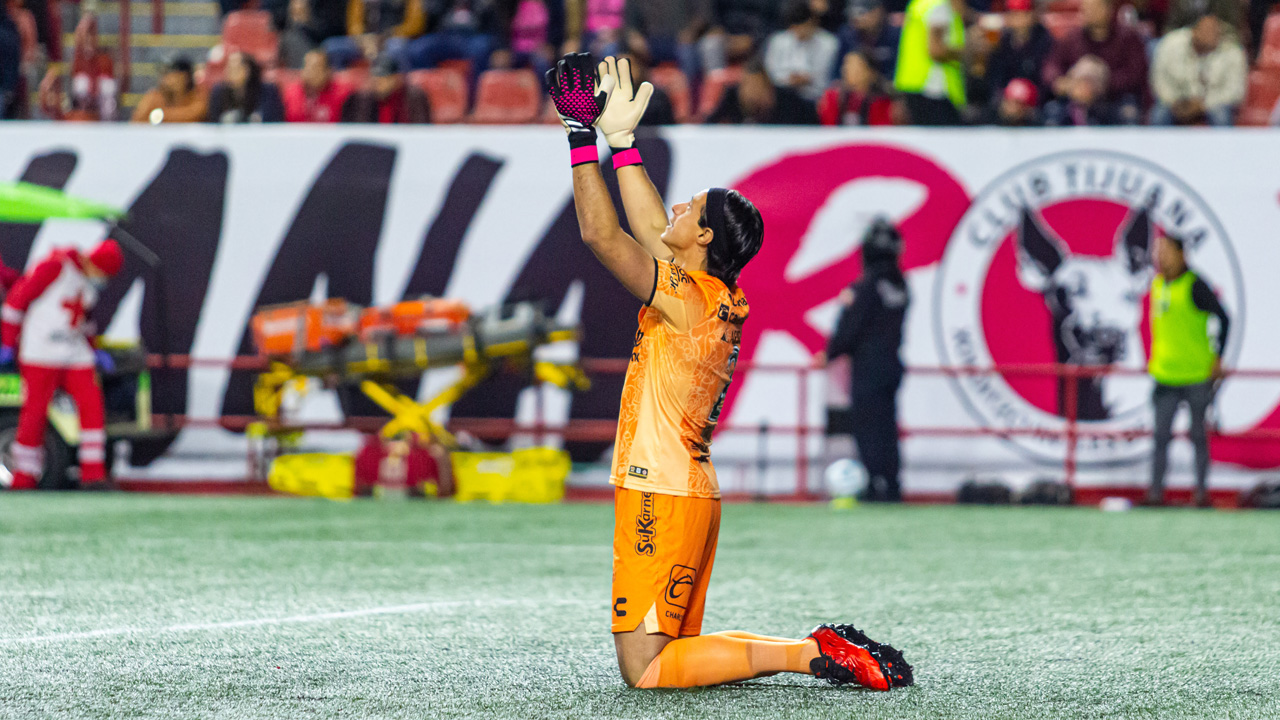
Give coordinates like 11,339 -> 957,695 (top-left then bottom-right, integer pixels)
893,0 -> 966,108
1148,271 -> 1216,386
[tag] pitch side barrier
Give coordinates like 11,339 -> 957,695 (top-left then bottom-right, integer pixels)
136,354 -> 1280,503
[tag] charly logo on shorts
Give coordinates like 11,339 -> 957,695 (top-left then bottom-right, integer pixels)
934,151 -> 1244,466
664,565 -> 696,609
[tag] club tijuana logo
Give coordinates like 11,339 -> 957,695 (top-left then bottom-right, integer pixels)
934,151 -> 1245,465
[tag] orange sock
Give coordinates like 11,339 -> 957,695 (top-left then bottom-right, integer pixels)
635,633 -> 819,688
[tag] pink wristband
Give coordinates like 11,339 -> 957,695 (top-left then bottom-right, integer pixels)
570,145 -> 599,167
612,148 -> 642,170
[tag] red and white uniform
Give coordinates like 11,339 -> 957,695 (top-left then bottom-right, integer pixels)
2,243 -> 121,489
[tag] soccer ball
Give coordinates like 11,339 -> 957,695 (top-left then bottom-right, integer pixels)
824,458 -> 867,500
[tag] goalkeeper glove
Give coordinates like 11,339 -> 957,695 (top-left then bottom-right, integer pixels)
546,52 -> 615,163
595,56 -> 654,150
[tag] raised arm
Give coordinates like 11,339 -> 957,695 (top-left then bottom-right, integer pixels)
595,57 -> 673,261
547,53 -> 656,302
573,163 -> 657,302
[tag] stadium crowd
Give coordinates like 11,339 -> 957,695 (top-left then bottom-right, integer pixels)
1,0 -> 1279,125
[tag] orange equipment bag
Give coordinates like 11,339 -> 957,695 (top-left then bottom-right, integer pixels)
251,300 -> 359,356
358,298 -> 470,342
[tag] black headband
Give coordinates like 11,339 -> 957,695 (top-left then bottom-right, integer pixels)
705,187 -> 729,248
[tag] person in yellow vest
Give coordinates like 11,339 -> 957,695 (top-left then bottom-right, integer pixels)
1147,233 -> 1230,508
893,0 -> 967,124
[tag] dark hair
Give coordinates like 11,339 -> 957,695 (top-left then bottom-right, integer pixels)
166,57 -> 195,90
700,190 -> 764,288
783,0 -> 814,26
231,52 -> 263,116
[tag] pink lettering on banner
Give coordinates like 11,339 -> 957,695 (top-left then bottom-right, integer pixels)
720,143 -> 971,421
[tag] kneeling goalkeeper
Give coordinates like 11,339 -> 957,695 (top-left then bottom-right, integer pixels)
546,52 -> 913,691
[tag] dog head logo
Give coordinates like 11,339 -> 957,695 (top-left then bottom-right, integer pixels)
935,150 -> 1243,465
1015,206 -> 1153,420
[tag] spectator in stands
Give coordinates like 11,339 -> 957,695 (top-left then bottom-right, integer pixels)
1043,54 -> 1120,125
405,0 -> 504,84
765,0 -> 840,101
131,58 -> 209,124
566,0 -> 626,57
1166,0 -> 1242,39
986,0 -> 1052,102
810,0 -> 844,33
324,0 -> 424,69
893,0 -> 967,125
490,0 -> 563,76
279,0 -> 324,69
817,49 -> 894,124
705,58 -> 820,123
1042,0 -> 1147,125
1150,13 -> 1246,125
962,21 -> 996,120
993,76 -> 1041,125
21,0 -> 55,62
623,0 -> 708,82
837,0 -> 900,79
283,48 -> 351,121
699,0 -> 776,72
312,0 -> 351,43
341,52 -> 431,121
68,13 -> 117,121
207,51 -> 285,122
1249,0 -> 1277,61
0,2 -> 19,119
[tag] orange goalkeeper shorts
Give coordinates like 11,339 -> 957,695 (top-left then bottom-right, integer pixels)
611,486 -> 721,638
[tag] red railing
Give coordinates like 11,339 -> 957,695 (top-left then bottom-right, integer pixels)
140,355 -> 1280,498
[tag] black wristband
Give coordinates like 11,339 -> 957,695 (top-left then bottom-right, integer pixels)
567,127 -> 598,149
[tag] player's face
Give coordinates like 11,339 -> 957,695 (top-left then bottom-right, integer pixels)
660,192 -> 709,253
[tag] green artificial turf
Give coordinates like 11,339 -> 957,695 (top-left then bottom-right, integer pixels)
1,495 -> 1278,719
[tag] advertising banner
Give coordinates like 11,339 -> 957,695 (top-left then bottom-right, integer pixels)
2,125 -> 1278,493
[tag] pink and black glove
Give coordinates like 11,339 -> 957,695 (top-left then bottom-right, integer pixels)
545,52 -> 614,165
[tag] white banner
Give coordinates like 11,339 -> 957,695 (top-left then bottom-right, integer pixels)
2,124 -> 1278,494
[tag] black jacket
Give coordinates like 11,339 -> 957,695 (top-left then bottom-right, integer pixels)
987,24 -> 1054,99
826,263 -> 909,395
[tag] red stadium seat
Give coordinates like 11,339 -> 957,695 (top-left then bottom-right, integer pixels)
407,68 -> 469,123
470,69 -> 541,124
697,66 -> 743,120
222,10 -> 278,68
1044,0 -> 1080,12
1237,68 -> 1280,126
1258,14 -> 1280,69
1042,11 -> 1083,40
335,67 -> 370,94
648,65 -> 692,123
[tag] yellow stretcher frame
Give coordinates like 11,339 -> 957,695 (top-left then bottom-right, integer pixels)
251,328 -> 588,448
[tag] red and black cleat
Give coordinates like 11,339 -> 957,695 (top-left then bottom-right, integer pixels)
808,624 -> 914,691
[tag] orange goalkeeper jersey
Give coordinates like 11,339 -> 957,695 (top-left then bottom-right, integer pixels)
610,259 -> 748,499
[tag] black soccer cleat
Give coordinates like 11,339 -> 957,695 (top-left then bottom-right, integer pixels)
808,623 -> 914,690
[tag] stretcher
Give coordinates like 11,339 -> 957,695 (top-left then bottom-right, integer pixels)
251,301 -> 588,446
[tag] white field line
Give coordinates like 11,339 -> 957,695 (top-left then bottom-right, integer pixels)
24,534 -> 604,554
0,598 -> 587,646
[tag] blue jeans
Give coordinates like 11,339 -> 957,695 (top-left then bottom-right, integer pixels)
322,36 -> 410,72
1149,102 -> 1236,127
405,30 -> 497,84
643,34 -> 700,84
